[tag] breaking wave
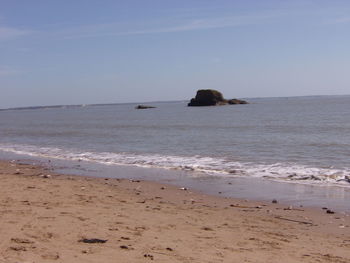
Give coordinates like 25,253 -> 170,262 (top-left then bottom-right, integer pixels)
0,143 -> 349,187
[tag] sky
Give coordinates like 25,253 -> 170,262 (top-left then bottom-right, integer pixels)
0,0 -> 350,108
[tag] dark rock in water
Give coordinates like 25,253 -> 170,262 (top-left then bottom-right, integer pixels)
135,105 -> 156,109
227,99 -> 248,105
336,176 -> 350,183
188,89 -> 248,106
188,89 -> 225,106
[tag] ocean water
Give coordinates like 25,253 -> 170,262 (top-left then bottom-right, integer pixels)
1,96 -> 350,188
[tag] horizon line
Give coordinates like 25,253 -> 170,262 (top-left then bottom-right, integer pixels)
1,94 -> 350,112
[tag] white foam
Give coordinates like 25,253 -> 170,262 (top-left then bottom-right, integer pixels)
0,143 -> 349,187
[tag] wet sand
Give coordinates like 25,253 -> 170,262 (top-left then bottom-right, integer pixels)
1,160 -> 350,263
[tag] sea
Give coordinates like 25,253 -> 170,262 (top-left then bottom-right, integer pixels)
1,96 -> 350,210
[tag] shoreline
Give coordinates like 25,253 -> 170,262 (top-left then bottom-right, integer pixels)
1,151 -> 350,212
1,159 -> 350,262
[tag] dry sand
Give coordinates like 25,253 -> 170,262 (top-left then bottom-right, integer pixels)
0,160 -> 349,263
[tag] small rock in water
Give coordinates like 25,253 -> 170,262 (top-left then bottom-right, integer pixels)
272,199 -> 278,204
183,166 -> 194,171
310,175 -> 321,181
336,176 -> 350,183
135,105 -> 156,109
299,176 -> 310,180
326,209 -> 335,214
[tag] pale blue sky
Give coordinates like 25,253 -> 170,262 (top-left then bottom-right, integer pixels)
0,0 -> 349,108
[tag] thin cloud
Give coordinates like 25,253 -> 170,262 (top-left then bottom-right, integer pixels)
328,16 -> 350,24
0,66 -> 20,76
62,12 -> 283,39
0,26 -> 32,41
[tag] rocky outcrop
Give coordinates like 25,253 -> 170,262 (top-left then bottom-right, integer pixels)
135,105 -> 156,109
188,89 -> 247,106
227,99 -> 248,105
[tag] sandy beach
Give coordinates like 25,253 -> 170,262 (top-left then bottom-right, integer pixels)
0,160 -> 349,263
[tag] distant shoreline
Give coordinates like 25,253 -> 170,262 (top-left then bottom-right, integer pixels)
2,94 -> 350,112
